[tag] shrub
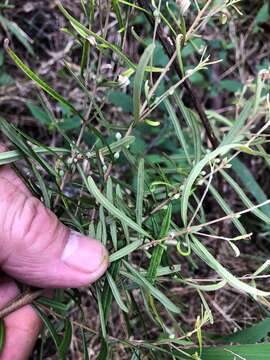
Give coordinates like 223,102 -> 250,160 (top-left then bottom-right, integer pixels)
1,1 -> 270,358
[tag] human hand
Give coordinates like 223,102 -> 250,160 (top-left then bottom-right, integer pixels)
0,157 -> 109,359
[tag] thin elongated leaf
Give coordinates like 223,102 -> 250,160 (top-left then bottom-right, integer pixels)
116,185 -> 130,243
221,169 -> 270,224
110,240 -> 142,262
123,261 -> 181,314
181,143 -> 242,226
6,46 -> 78,116
102,261 -> 121,323
221,98 -> 254,146
147,204 -> 172,283
87,136 -> 135,159
58,3 -> 133,69
86,176 -> 151,238
58,320 -> 72,359
107,178 -> 118,250
183,343 -> 270,360
81,328 -> 90,360
133,43 -> 155,124
209,185 -> 246,235
0,147 -> 69,165
96,286 -> 107,338
174,94 -> 202,164
107,272 -> 129,313
217,317 -> 270,344
232,158 -> 270,217
191,235 -> 270,297
112,0 -> 124,33
0,319 -> 5,353
0,15 -> 34,55
165,98 -> 191,163
136,159 -> 144,227
34,306 -> 61,349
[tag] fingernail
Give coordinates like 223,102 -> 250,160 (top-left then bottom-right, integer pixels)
62,232 -> 108,273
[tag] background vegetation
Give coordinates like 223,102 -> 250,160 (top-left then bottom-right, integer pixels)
0,0 -> 270,358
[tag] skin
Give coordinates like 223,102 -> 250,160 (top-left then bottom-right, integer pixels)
0,153 -> 109,360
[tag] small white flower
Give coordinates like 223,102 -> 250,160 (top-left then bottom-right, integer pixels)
176,0 -> 191,15
115,132 -> 122,140
118,75 -> 130,87
114,152 -> 120,159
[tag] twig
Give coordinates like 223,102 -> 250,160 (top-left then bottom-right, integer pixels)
137,0 -> 219,149
0,289 -> 44,319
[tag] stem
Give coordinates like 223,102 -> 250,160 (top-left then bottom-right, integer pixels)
0,289 -> 44,319
137,0 -> 219,149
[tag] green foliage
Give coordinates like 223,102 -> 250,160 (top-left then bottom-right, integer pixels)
1,0 -> 270,358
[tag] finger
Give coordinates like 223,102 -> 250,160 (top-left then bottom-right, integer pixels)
0,278 -> 42,360
0,175 -> 109,288
0,145 -> 31,196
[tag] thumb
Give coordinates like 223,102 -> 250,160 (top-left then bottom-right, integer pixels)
0,176 -> 109,288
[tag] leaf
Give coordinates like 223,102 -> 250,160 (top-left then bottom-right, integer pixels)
0,146 -> 69,166
147,204 -> 172,283
58,320 -> 72,359
26,102 -> 51,125
209,185 -> 246,235
174,94 -> 202,164
221,99 -> 253,146
81,327 -> 89,360
191,235 -> 270,297
181,143 -> 242,226
0,15 -> 34,55
220,79 -> 242,93
107,178 -> 118,250
133,43 -> 155,124
86,176 -> 151,239
221,169 -> 270,224
232,158 -> 270,217
254,4 -> 269,26
108,91 -> 133,113
34,306 -> 61,349
183,343 -> 270,360
165,98 -> 191,164
6,46 -> 78,116
112,0 -> 124,33
0,319 -> 5,353
109,240 -> 142,262
123,261 -> 181,314
107,272 -> 129,313
218,317 -> 270,344
136,159 -> 144,227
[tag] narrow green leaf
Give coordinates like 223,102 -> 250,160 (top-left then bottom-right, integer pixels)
191,235 -> 270,297
181,143 -> 242,226
133,43 -> 155,124
221,99 -> 254,146
165,98 -> 191,164
123,261 -> 181,314
232,158 -> 270,217
107,177 -> 118,250
110,240 -> 142,262
34,306 -> 61,349
86,176 -> 151,239
6,46 -> 78,116
209,185 -> 246,235
147,204 -> 172,283
0,319 -> 5,353
136,159 -> 144,227
0,147 -> 69,166
218,317 -> 270,344
58,320 -> 72,359
107,272 -> 129,313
